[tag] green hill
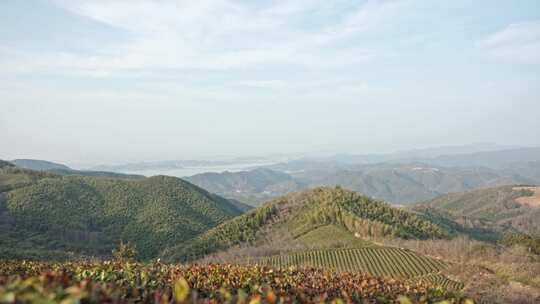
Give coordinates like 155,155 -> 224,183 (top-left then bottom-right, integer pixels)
0,173 -> 242,260
161,187 -> 449,262
413,185 -> 540,237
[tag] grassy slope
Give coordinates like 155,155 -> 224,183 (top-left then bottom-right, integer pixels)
162,187 -> 449,262
0,171 -> 242,259
413,185 -> 540,236
296,224 -> 372,248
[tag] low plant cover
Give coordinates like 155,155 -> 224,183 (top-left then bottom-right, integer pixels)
0,260 -> 473,303
254,247 -> 464,291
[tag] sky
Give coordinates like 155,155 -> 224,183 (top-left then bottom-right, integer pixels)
1,0 -> 539,166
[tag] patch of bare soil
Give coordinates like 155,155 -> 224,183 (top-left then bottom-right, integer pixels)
461,271 -> 540,304
513,186 -> 540,208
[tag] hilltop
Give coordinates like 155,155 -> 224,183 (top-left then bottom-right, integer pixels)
0,165 -> 242,260
161,187 -> 449,262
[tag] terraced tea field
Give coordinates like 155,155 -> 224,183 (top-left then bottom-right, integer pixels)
255,247 -> 463,290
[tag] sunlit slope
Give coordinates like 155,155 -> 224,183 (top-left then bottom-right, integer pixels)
162,187 -> 449,262
414,185 -> 540,236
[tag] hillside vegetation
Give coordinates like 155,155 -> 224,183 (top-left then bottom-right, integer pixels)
414,185 -> 540,236
162,187 -> 449,262
0,166 -> 57,193
0,173 -> 242,259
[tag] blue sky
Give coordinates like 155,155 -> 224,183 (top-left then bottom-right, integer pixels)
1,0 -> 539,165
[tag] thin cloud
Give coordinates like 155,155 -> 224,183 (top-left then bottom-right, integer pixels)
2,0 -> 404,76
478,20 -> 540,64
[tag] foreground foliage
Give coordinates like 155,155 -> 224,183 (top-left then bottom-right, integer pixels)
0,260 -> 471,303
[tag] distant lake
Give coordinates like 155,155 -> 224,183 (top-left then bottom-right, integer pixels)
120,161 -> 277,177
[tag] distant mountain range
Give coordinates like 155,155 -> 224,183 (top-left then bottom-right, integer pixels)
91,160 -> 233,172
8,159 -> 144,180
11,159 -> 71,171
412,147 -> 540,168
10,147 -> 539,207
185,149 -> 540,205
302,143 -> 521,165
89,157 -> 283,173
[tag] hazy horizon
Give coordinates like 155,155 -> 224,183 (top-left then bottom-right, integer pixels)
3,142 -> 537,169
2,1 -> 539,165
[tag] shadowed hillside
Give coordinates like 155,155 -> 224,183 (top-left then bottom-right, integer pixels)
0,169 -> 242,260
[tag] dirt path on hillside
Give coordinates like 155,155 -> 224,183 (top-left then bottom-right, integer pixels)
513,186 -> 540,208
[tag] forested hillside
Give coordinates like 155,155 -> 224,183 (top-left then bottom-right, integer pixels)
0,165 -> 58,193
162,187 -> 449,262
0,168 -> 242,260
